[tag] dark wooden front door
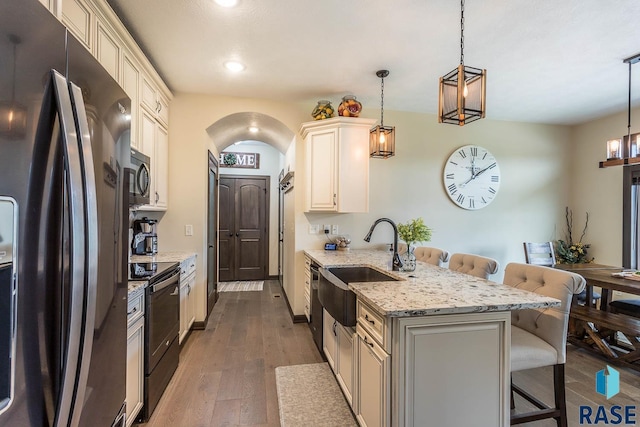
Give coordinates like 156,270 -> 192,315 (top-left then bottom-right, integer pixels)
219,176 -> 269,281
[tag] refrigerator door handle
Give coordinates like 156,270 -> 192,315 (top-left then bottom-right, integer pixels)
67,81 -> 99,427
48,70 -> 88,427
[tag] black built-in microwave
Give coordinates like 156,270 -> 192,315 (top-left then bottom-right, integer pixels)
129,148 -> 150,206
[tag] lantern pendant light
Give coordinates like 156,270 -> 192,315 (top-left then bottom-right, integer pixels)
438,0 -> 486,126
370,70 -> 395,158
0,35 -> 27,140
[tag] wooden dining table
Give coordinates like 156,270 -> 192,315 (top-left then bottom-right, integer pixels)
554,263 -> 640,371
555,263 -> 640,309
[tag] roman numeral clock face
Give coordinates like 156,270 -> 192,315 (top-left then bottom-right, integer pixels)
443,145 -> 501,210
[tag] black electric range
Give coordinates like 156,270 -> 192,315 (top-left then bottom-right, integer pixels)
128,261 -> 179,282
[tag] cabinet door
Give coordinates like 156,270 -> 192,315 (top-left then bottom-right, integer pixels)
179,282 -> 188,344
322,308 -> 337,371
122,52 -> 140,150
141,75 -> 157,114
154,125 -> 169,209
305,129 -> 337,212
126,318 -> 144,427
95,19 -> 120,81
336,324 -> 354,406
356,327 -> 389,427
187,273 -> 196,329
61,0 -> 92,50
157,94 -> 169,128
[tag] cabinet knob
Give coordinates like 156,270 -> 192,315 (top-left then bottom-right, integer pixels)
155,191 -> 159,203
333,193 -> 336,206
127,307 -> 137,316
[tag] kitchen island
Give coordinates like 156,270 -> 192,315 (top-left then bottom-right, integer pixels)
304,249 -> 560,427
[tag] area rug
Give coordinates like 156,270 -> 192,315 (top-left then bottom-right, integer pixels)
218,281 -> 264,292
275,363 -> 357,427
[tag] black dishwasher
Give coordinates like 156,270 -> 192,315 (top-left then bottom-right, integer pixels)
309,262 -> 324,355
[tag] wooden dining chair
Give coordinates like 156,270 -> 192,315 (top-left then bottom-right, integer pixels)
448,253 -> 499,279
504,263 -> 586,426
523,242 -> 599,306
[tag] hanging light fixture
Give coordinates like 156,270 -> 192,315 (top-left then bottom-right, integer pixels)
438,0 -> 486,126
370,70 -> 395,158
600,52 -> 640,167
0,35 -> 27,140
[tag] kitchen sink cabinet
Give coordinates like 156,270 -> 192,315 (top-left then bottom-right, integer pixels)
322,308 -> 356,407
126,288 -> 145,427
179,255 -> 197,345
300,117 -> 376,213
355,324 -> 389,427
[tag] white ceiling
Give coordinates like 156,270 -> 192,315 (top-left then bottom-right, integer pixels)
107,0 -> 640,127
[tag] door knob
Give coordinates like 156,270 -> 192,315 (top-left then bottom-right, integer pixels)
228,233 -> 233,237
236,233 -> 239,237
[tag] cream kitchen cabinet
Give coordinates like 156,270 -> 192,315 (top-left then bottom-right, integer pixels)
94,17 -> 121,82
300,117 -> 376,213
126,288 -> 145,427
355,324 -> 389,427
141,76 -> 170,128
140,109 -> 169,210
179,255 -> 197,345
61,0 -> 92,50
121,51 -> 140,150
322,309 -> 356,407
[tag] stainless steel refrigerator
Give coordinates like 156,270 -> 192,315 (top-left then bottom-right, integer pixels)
0,0 -> 131,425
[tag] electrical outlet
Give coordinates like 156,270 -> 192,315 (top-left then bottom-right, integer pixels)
309,224 -> 320,234
185,224 -> 194,236
323,224 -> 330,234
331,225 -> 339,235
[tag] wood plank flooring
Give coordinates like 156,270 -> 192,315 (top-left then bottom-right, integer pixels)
139,280 -> 640,427
140,280 -> 322,427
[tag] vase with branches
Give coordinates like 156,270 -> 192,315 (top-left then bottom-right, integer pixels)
555,207 -> 593,264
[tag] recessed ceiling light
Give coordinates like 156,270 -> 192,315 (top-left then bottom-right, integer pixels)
224,61 -> 245,72
214,0 -> 238,7
248,126 -> 259,133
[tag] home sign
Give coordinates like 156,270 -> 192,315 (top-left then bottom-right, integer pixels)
219,152 -> 260,169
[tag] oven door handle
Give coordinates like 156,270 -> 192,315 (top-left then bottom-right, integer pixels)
150,272 -> 179,293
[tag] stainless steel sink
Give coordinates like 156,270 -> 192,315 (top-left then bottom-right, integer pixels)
318,266 -> 399,327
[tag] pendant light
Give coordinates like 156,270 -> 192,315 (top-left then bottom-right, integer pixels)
370,70 -> 395,158
438,0 -> 486,126
0,35 -> 27,140
600,52 -> 640,167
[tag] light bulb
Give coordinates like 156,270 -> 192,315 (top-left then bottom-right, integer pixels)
8,110 -> 14,122
380,133 -> 386,144
463,81 -> 469,98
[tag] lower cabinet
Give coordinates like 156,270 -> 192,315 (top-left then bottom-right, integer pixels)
355,324 -> 390,427
179,255 -> 197,345
322,308 -> 356,407
126,289 -> 145,426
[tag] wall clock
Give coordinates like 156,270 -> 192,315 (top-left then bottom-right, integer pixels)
443,145 -> 501,210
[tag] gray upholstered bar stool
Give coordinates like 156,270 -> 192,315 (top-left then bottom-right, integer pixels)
504,263 -> 585,426
448,253 -> 499,279
398,244 -> 450,267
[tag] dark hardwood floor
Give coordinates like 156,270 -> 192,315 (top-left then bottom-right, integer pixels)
140,280 -> 322,427
139,280 -> 640,426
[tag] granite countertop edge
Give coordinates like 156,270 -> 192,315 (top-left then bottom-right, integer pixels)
128,251 -> 197,296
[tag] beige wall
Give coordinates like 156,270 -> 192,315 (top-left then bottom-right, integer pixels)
569,106 -> 640,266
163,90 -> 638,322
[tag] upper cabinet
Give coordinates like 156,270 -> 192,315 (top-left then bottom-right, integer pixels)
48,0 -> 172,210
300,117 -> 376,213
61,0 -> 92,50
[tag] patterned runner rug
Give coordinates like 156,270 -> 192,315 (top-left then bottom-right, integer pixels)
275,363 -> 357,426
218,281 -> 264,292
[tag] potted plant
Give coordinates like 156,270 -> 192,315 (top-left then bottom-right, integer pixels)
397,218 -> 433,272
556,207 -> 594,264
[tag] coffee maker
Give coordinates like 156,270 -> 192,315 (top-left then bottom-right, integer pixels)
132,217 -> 158,255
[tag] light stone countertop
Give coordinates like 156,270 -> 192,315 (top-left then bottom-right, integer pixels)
304,249 -> 560,317
128,280 -> 147,295
130,251 -> 197,264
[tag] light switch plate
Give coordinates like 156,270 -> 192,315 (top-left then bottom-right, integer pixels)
185,224 -> 193,236
309,224 -> 320,234
331,225 -> 339,235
